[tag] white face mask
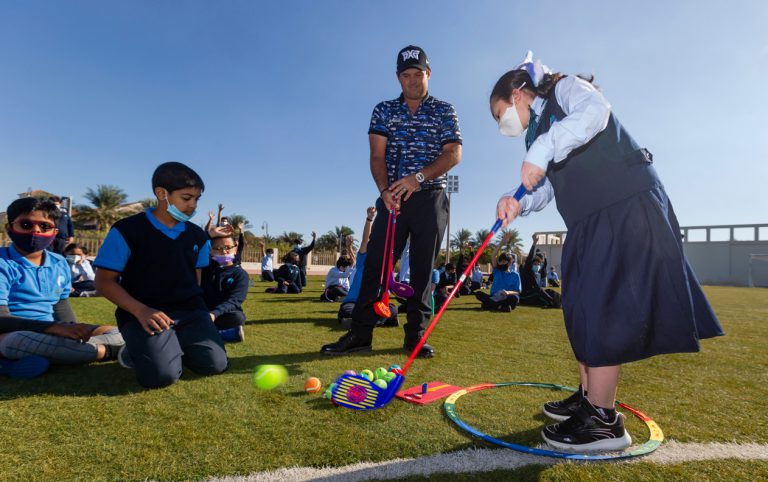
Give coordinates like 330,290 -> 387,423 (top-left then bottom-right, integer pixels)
499,102 -> 525,137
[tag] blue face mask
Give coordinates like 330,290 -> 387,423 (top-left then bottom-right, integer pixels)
533,264 -> 541,272
164,190 -> 195,222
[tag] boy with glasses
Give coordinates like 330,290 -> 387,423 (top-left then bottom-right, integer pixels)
0,198 -> 124,378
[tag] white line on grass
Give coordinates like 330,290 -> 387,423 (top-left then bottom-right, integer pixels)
207,441 -> 768,482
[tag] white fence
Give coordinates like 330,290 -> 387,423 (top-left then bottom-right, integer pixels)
534,223 -> 768,287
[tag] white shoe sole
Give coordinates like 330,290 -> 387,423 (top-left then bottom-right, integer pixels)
542,407 -> 572,422
541,430 -> 632,452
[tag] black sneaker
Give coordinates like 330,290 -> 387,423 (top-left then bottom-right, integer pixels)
543,385 -> 585,421
320,331 -> 372,356
404,341 -> 435,358
541,398 -> 632,452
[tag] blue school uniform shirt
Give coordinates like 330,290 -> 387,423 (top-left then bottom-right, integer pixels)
0,246 -> 71,322
94,208 -> 210,272
490,268 -> 521,296
343,252 -> 367,303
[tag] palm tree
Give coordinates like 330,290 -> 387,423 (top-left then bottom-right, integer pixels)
496,228 -> 524,258
73,185 -> 131,231
226,213 -> 251,231
450,228 -> 472,251
278,231 -> 303,245
139,198 -> 157,209
473,228 -> 492,248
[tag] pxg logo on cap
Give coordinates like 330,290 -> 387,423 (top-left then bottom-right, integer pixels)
397,45 -> 429,74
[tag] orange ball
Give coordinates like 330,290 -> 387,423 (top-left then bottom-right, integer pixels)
304,377 -> 323,394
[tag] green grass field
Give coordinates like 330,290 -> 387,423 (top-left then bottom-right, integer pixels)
1,279 -> 766,481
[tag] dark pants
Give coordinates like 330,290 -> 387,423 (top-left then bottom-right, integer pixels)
117,309 -> 228,389
299,266 -> 308,287
321,285 -> 348,302
273,282 -> 301,294
351,190 -> 448,343
214,311 -> 246,330
475,291 -> 520,311
261,270 -> 275,282
71,280 -> 96,296
339,301 -> 397,326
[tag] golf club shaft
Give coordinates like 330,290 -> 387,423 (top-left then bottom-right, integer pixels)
401,184 -> 526,374
377,208 -> 394,297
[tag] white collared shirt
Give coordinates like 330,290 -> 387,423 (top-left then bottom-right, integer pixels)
507,75 -> 612,215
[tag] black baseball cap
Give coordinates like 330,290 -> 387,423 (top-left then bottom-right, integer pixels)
396,45 -> 429,74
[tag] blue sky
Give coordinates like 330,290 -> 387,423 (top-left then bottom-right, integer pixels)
1,1 -> 766,248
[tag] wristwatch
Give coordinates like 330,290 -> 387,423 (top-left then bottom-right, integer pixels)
415,171 -> 425,184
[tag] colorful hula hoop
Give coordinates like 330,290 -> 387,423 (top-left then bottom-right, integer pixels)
444,382 -> 664,461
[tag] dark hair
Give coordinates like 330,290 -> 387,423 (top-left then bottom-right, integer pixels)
489,69 -> 595,109
444,263 -> 455,271
265,248 -> 274,254
151,162 -> 205,193
81,246 -> 90,255
336,255 -> 352,269
64,243 -> 81,253
48,195 -> 61,203
211,233 -> 236,244
292,238 -> 301,245
283,252 -> 299,264
497,252 -> 511,264
6,198 -> 61,223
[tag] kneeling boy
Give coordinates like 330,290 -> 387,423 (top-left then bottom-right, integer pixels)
95,162 -> 228,389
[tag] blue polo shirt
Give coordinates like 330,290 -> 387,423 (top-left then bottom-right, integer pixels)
490,268 -> 521,296
95,209 -> 210,272
368,94 -> 462,189
0,246 -> 71,322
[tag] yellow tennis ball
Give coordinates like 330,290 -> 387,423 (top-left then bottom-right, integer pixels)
253,364 -> 288,391
304,376 -> 323,394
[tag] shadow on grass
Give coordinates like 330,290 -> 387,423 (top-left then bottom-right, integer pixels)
0,361 -> 144,399
227,348 -> 406,374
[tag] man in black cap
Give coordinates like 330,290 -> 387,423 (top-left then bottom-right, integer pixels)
321,45 -> 462,358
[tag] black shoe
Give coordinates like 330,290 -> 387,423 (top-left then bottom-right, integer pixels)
321,331 -> 372,356
376,317 -> 399,327
543,385 -> 585,421
541,398 -> 632,452
404,341 -> 435,358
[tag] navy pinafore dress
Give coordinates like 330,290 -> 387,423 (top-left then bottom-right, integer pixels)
530,84 -> 724,367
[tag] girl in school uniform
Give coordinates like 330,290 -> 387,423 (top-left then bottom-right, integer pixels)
491,52 -> 724,452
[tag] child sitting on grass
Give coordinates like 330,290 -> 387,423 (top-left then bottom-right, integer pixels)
95,162 -> 228,389
0,198 -> 124,379
202,228 -> 249,343
267,252 -> 302,294
64,243 -> 97,297
474,250 -> 521,312
321,255 -> 353,302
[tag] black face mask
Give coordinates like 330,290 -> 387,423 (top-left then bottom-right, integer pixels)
7,229 -> 56,253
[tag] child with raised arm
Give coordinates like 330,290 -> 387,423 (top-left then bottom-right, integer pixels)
95,162 -> 228,389
490,52 -> 723,451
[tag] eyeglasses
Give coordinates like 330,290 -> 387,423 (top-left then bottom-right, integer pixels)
11,220 -> 57,233
211,245 -> 237,252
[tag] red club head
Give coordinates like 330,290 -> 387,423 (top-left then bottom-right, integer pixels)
374,301 -> 392,318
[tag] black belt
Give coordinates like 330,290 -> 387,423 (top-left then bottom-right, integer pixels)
419,184 -> 445,192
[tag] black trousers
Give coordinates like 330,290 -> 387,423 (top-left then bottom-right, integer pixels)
117,309 -> 228,389
351,189 -> 448,343
299,266 -> 308,287
261,270 -> 275,282
214,310 -> 246,330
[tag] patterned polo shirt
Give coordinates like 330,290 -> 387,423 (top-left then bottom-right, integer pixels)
368,93 -> 462,189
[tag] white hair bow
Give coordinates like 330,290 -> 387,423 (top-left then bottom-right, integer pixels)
515,50 -> 551,87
